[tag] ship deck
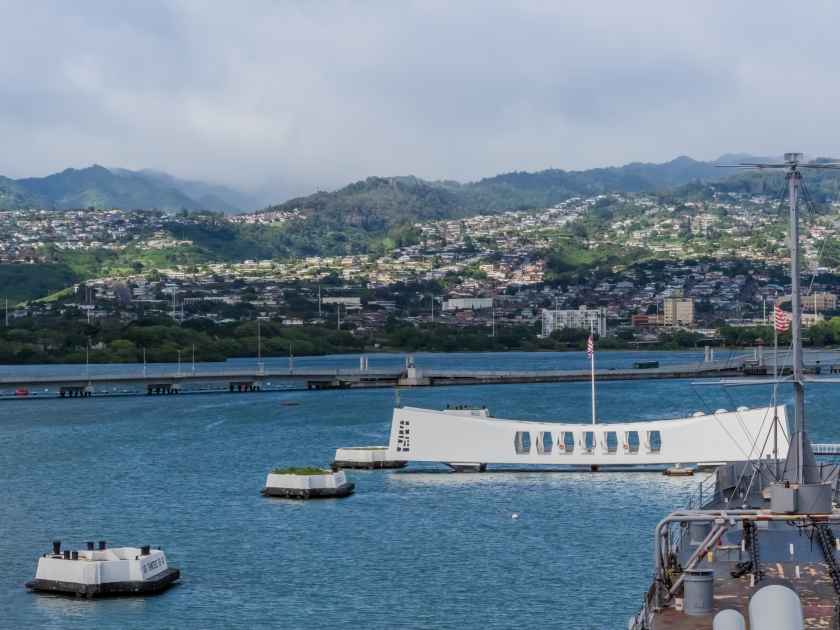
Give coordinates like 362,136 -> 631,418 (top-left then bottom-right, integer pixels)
652,560 -> 837,629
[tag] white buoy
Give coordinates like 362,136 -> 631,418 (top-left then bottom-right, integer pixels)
511,513 -> 519,519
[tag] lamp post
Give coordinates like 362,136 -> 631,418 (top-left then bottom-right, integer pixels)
256,317 -> 266,375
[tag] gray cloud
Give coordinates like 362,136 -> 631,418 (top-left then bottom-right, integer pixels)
1,0 -> 839,202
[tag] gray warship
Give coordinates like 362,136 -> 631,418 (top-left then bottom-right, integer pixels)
629,154 -> 840,629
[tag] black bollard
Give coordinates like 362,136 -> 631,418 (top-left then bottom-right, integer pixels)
86,541 -> 94,550
63,550 -> 71,559
52,540 -> 61,555
98,540 -> 106,550
71,551 -> 79,560
141,545 -> 151,556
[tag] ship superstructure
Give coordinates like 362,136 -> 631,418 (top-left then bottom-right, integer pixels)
629,154 -> 840,628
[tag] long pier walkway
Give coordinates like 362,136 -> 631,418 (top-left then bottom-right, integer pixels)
0,356 -> 757,401
6,348 -> 840,401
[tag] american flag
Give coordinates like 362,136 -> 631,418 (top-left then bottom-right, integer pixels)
586,334 -> 594,359
774,304 -> 791,333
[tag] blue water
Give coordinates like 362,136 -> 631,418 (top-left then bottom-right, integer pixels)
2,351 -> 839,629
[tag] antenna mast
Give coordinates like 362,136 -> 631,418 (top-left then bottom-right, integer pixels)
786,155 -> 805,484
717,152 -> 840,486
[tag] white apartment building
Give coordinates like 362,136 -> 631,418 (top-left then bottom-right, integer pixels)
540,305 -> 607,337
443,297 -> 493,311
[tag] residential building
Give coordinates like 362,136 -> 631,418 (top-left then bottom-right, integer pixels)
322,297 -> 362,308
541,305 -> 607,337
801,312 -> 825,328
807,292 -> 837,312
442,297 -> 493,311
779,292 -> 836,312
631,314 -> 661,328
663,297 -> 694,326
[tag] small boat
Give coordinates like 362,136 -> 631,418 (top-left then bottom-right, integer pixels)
280,400 -> 301,406
633,360 -> 659,369
15,387 -> 29,397
26,540 -> 180,597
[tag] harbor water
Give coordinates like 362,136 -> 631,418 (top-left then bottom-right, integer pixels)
2,351 -> 838,629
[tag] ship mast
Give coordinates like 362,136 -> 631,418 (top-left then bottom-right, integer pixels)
787,158 -> 805,483
719,152 -> 840,486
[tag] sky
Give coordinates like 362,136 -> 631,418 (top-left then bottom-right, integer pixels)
1,0 -> 839,203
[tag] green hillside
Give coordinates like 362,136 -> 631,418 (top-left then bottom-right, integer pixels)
257,156 -> 840,258
0,166 -> 258,212
263,157 -> 740,236
15,165 -> 200,210
0,263 -> 80,303
0,176 -> 43,209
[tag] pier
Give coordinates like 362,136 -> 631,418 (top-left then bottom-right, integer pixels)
0,356 -> 760,401
4,348 -> 839,402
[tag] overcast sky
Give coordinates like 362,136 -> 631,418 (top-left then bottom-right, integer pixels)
1,1 -> 839,202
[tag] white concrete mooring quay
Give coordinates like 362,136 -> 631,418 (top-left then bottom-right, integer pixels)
26,540 -> 180,598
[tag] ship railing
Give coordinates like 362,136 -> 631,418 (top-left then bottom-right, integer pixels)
666,520 -> 684,558
686,472 -> 719,511
652,510 -> 840,609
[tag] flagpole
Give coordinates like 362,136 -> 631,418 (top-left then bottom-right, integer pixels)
773,319 -> 779,474
589,324 -> 596,425
590,348 -> 596,425
771,304 -> 790,476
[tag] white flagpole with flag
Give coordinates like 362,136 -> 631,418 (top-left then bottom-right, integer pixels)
587,328 -> 596,425
772,303 -> 791,467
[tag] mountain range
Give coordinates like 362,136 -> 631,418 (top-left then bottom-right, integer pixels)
264,155 -> 762,227
0,165 -> 261,213
4,155 -> 838,222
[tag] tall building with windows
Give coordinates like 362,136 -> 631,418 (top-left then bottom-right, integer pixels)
540,305 -> 606,337
778,292 -> 836,312
662,296 -> 694,326
802,292 -> 836,312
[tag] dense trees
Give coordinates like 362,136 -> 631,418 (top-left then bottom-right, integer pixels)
0,263 -> 79,302
0,316 -> 361,364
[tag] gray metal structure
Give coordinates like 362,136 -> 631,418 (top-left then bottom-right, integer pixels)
629,154 -> 840,628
